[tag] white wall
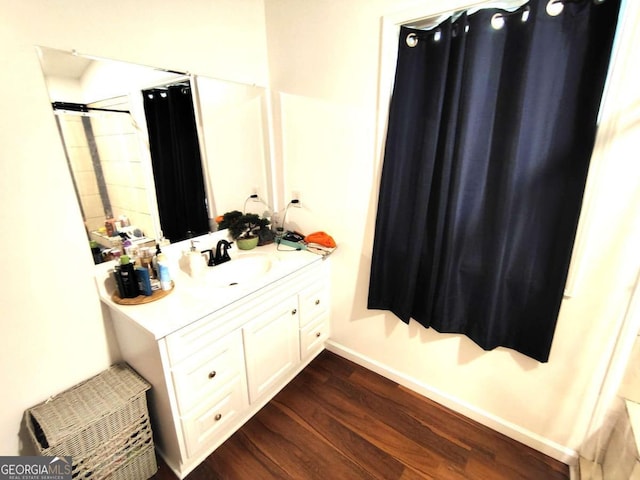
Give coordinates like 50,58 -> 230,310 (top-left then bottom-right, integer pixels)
0,0 -> 268,455
264,0 -> 640,462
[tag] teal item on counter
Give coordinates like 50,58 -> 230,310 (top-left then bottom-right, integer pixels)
135,267 -> 153,296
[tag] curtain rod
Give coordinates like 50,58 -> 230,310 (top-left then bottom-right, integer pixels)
51,101 -> 130,114
404,0 -> 605,30
143,81 -> 191,92
405,0 -> 528,29
141,75 -> 192,91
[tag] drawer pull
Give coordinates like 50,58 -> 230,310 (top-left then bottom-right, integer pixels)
315,299 -> 320,305
315,332 -> 321,338
291,308 -> 297,315
208,371 -> 217,379
214,413 -> 222,421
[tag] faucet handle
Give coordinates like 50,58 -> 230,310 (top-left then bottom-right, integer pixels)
200,248 -> 214,266
213,239 -> 232,265
190,239 -> 199,251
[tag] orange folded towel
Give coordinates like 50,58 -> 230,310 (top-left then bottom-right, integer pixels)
305,231 -> 336,248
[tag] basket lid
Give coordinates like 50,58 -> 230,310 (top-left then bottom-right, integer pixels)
27,363 -> 150,447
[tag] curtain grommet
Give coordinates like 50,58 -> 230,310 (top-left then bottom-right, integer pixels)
406,33 -> 418,48
491,13 -> 505,30
546,0 -> 564,16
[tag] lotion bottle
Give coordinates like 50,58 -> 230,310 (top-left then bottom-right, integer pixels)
186,240 -> 206,279
157,253 -> 172,291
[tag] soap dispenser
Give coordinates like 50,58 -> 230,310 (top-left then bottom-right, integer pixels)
185,240 -> 206,279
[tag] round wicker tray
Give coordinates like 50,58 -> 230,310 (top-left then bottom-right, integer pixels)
111,282 -> 174,305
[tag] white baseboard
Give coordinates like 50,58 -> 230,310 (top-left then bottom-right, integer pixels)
325,340 -> 578,466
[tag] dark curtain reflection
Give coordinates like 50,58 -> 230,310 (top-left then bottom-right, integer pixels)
368,0 -> 620,362
143,84 -> 209,242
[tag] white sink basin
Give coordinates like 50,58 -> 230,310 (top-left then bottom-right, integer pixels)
205,253 -> 273,287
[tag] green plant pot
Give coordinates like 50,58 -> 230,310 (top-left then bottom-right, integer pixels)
236,236 -> 259,250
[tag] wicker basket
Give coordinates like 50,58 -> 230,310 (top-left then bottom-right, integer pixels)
26,363 -> 157,480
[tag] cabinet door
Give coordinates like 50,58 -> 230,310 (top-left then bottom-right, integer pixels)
243,296 -> 300,404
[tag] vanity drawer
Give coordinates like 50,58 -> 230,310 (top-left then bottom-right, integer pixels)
181,376 -> 248,459
165,308 -> 244,366
298,283 -> 329,328
171,329 -> 246,415
300,315 -> 329,359
165,288 -> 293,365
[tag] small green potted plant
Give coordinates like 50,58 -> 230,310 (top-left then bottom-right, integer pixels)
217,210 -> 272,250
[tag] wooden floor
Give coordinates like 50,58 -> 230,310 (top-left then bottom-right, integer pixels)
152,350 -> 569,480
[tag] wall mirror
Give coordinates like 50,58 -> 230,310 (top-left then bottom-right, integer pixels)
37,46 -> 274,251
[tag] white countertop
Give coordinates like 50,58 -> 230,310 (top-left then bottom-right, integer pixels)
94,238 -> 324,340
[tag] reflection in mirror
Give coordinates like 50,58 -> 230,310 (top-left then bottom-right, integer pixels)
141,81 -> 209,243
37,47 -> 272,256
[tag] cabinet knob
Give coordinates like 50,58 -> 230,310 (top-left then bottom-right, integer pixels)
214,413 -> 222,421
291,308 -> 297,315
208,371 -> 217,379
315,299 -> 320,305
315,332 -> 321,338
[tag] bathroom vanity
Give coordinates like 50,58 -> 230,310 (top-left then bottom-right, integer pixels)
95,240 -> 331,478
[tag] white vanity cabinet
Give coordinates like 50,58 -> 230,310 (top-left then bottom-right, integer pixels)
101,251 -> 330,479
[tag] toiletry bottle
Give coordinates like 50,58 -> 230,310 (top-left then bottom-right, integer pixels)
105,216 -> 115,237
113,266 -> 125,298
187,240 -> 206,278
135,266 -> 153,296
118,254 -> 139,298
122,239 -> 133,259
89,240 -> 102,264
140,247 -> 161,291
157,252 -> 172,291
152,243 -> 161,277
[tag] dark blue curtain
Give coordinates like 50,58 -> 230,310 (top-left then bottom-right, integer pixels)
368,0 -> 620,362
143,84 -> 209,243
